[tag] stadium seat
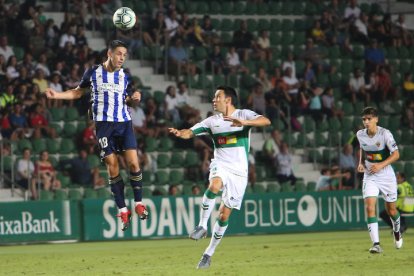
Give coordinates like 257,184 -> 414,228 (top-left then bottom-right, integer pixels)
296,133 -> 309,148
17,139 -> 32,153
341,116 -> 354,132
267,182 -> 281,193
49,121 -> 63,135
269,2 -> 281,15
253,183 -> 266,194
220,2 -> 233,14
155,171 -> 169,185
39,190 -> 54,201
393,162 -> 404,173
87,155 -> 101,168
184,151 -> 200,167
169,170 -> 184,184
314,132 -> 327,147
54,190 -> 68,200
400,130 -> 413,145
153,90 -> 165,105
209,1 -> 221,14
142,187 -> 152,197
295,181 -> 307,192
220,19 -> 233,32
281,182 -> 293,192
49,107 -> 65,121
308,149 -> 322,163
96,188 -> 111,199
46,138 -> 60,154
256,166 -> 266,182
59,138 -> 76,154
153,186 -> 167,196
57,173 -> 71,188
65,107 -> 79,122
169,152 -> 184,168
157,154 -> 170,169
158,137 -> 174,152
303,117 -> 315,133
233,2 -> 246,15
32,138 -> 47,154
404,162 -> 414,178
62,122 -> 78,138
307,181 -> 317,192
77,120 -> 87,133
84,188 -> 97,199
144,137 -> 158,152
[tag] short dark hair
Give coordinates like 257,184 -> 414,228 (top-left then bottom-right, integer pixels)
397,172 -> 406,180
361,106 -> 378,117
109,40 -> 127,51
216,86 -> 238,107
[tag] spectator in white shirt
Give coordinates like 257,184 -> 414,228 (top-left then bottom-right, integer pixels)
344,0 -> 361,22
282,52 -> 296,79
165,85 -> 181,125
59,25 -> 76,48
164,9 -> 181,39
0,36 -> 15,62
348,68 -> 369,104
282,67 -> 300,95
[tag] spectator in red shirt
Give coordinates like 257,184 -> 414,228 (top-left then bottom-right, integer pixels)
30,103 -> 56,139
377,66 -> 397,102
81,120 -> 98,154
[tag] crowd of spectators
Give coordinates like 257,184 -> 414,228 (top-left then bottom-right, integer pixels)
1,0 -> 414,198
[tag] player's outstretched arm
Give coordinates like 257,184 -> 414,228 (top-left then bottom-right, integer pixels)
168,128 -> 194,139
223,115 -> 271,127
45,87 -> 85,100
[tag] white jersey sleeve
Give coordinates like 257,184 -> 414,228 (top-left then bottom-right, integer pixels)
190,117 -> 212,136
384,129 -> 398,153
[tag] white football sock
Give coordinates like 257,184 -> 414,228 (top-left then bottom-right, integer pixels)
205,220 -> 228,257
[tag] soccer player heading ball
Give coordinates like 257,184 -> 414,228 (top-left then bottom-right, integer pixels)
356,107 -> 402,253
45,40 -> 149,229
169,86 -> 271,269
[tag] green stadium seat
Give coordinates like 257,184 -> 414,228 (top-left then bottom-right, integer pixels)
296,132 -> 309,148
87,155 -> 101,168
32,138 -> 47,154
402,146 -> 414,160
59,138 -> 76,154
13,46 -> 24,61
153,186 -> 167,196
84,188 -> 97,199
307,181 -> 317,191
77,120 -> 87,133
153,90 -> 165,105
18,139 -> 32,153
295,181 -> 306,192
134,1 -> 147,14
142,187 -> 152,197
258,19 -> 270,31
158,137 -> 174,152
253,183 -> 266,194
246,19 -> 258,33
400,130 -> 413,145
308,149 -> 322,163
46,138 -> 60,154
220,19 -> 233,32
328,118 -> 341,132
96,188 -> 111,199
267,182 -> 281,193
49,121 -> 63,135
145,137 -> 158,152
169,170 -> 184,184
404,162 -> 414,178
196,1 -> 209,14
62,122 -> 78,138
314,132 -> 327,147
49,107 -> 65,121
341,101 -> 354,115
393,162 -> 404,173
322,149 -> 338,165
281,182 -> 293,192
39,190 -> 54,201
233,2 -> 245,15
65,107 -> 79,122
220,32 -> 232,44
169,152 -> 184,168
281,19 -> 294,32
269,2 -> 281,15
220,2 -> 233,14
54,190 -> 68,200
341,116 -> 354,132
304,117 -> 316,133
281,2 -> 294,15
155,171 -> 169,185
57,173 -> 71,188
209,2 -> 221,14
184,151 -> 200,167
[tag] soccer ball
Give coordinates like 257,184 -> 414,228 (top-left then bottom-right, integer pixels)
113,7 -> 136,30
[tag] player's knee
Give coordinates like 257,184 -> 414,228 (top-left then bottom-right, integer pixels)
128,162 -> 140,172
365,204 -> 376,215
218,212 -> 229,222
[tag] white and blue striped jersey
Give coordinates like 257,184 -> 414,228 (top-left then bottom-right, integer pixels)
79,64 -> 133,122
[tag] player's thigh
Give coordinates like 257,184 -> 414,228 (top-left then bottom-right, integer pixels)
362,177 -> 380,199
95,122 -> 116,159
104,153 -> 119,177
122,149 -> 140,172
378,177 -> 398,203
118,121 -> 138,151
221,173 -> 248,210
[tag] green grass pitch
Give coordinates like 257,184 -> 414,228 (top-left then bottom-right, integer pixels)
1,230 -> 412,275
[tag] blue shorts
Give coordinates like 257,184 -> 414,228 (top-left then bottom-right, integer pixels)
95,121 -> 137,159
